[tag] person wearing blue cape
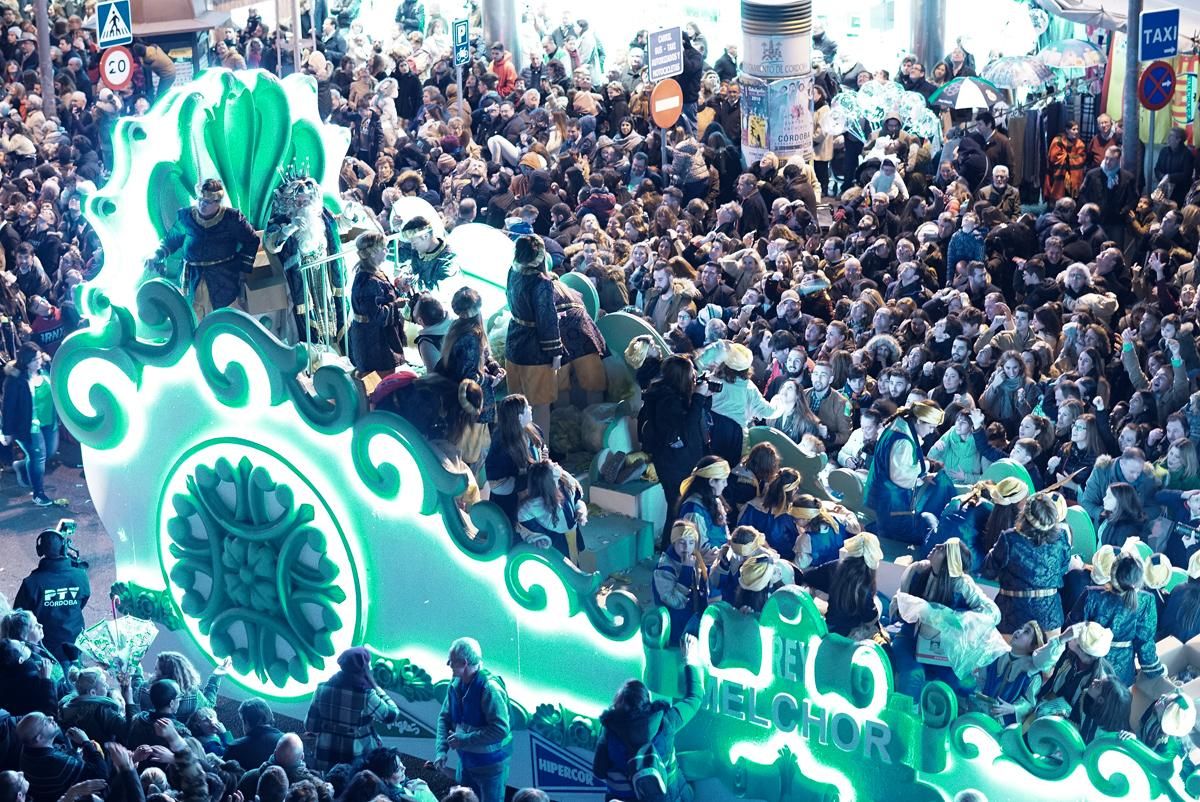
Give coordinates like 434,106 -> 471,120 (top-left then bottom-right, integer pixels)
864,400 -> 955,545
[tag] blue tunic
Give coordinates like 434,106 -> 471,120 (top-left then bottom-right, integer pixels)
652,553 -> 705,645
805,521 -> 845,569
982,528 -> 1072,634
864,418 -> 932,544
865,420 -> 923,516
922,497 -> 992,572
765,513 -> 801,561
1067,587 -> 1163,685
737,501 -> 773,537
679,496 -> 729,549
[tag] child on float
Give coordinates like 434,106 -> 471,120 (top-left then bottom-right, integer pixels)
888,537 -> 1001,698
969,619 -> 1047,726
515,459 -> 588,564
738,468 -> 801,560
1136,692 -> 1198,760
677,456 -> 732,552
733,552 -> 796,615
791,494 -> 851,570
1142,552 -> 1173,628
823,532 -> 888,643
1076,673 -> 1134,744
653,521 -> 709,645
1067,550 -> 1166,686
923,476 -> 1027,572
484,394 -> 545,522
981,491 -> 1072,637
1060,543 -> 1116,618
1034,621 -> 1116,732
708,525 -> 774,604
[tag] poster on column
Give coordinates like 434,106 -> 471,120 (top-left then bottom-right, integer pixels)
768,73 -> 815,160
740,75 -> 770,164
740,73 -> 815,164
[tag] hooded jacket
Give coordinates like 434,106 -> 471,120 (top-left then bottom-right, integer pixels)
592,665 -> 702,800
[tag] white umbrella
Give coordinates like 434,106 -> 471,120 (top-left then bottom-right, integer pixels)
1035,0 -> 1125,30
931,77 -> 1004,110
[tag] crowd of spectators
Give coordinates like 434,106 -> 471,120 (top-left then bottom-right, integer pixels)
3,0 -> 1200,799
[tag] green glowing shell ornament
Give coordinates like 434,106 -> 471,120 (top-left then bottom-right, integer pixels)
50,68 -> 1200,801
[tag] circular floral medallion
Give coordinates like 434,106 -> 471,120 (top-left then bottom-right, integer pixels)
157,439 -> 360,697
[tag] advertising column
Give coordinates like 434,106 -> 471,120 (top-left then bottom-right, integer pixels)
739,0 -> 814,165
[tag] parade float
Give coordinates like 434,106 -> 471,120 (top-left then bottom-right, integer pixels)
51,67 -> 1200,801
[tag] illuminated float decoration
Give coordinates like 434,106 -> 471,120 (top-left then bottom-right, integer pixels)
52,68 -> 1200,801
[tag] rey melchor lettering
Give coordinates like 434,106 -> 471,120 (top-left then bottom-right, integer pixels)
701,635 -> 896,764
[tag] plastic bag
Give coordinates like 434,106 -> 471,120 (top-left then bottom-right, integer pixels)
894,592 -> 1008,680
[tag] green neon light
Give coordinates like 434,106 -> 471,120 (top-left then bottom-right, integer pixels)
52,67 -> 1200,799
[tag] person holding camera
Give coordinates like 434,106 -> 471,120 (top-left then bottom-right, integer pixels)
13,524 -> 89,663
695,340 -> 775,468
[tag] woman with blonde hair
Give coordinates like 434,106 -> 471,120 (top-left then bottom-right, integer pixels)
653,521 -> 710,644
1162,438 -> 1200,490
983,492 -> 1073,636
136,651 -> 226,723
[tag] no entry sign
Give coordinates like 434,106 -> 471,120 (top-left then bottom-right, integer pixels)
1139,60 -> 1177,111
650,79 -> 683,129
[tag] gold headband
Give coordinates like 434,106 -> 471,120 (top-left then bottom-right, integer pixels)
199,188 -> 224,202
670,520 -> 699,545
401,223 -> 433,242
739,555 -> 773,591
843,532 -> 882,570
730,529 -> 765,557
942,537 -> 965,578
679,459 -> 731,500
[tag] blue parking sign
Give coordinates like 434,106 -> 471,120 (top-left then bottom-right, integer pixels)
453,18 -> 469,67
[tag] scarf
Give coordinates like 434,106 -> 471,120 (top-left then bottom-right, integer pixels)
1101,162 -> 1120,189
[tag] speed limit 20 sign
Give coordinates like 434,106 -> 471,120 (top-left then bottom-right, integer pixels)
100,45 -> 133,91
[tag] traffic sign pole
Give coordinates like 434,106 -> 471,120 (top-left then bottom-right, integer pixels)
453,19 -> 468,119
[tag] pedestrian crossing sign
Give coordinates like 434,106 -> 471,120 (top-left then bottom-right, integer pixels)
97,0 -> 132,48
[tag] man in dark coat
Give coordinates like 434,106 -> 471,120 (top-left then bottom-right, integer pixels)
1155,127 -> 1197,207
1079,145 -> 1137,250
714,44 -> 738,83
149,178 -> 259,317
224,698 -> 284,772
679,33 -> 704,133
518,170 -> 559,235
736,173 -> 770,238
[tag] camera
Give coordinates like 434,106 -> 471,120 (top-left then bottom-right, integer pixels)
38,518 -> 87,568
699,373 -> 723,393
